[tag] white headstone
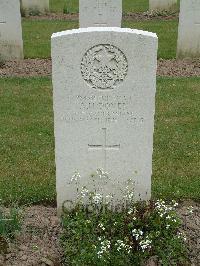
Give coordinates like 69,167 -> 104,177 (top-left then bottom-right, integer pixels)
149,0 -> 177,11
177,0 -> 200,58
21,0 -> 49,15
0,0 -> 23,61
51,27 -> 158,213
79,0 -> 122,28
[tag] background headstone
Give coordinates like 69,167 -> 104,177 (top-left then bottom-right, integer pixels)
79,0 -> 122,27
21,0 -> 49,16
149,0 -> 177,11
52,27 -> 158,213
0,0 -> 23,61
177,0 -> 200,58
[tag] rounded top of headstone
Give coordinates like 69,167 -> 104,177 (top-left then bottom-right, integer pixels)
51,27 -> 157,39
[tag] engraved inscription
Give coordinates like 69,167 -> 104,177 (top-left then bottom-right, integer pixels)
81,44 -> 128,90
94,0 -> 117,15
60,94 -> 145,124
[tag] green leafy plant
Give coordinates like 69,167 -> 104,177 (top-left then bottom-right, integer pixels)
28,8 -> 41,16
0,55 -> 5,68
61,187 -> 188,266
0,202 -> 22,254
63,0 -> 78,14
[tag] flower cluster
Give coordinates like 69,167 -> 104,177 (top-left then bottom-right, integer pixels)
70,171 -> 81,183
155,200 -> 180,231
96,168 -> 109,180
80,187 -> 88,198
98,223 -> 105,231
177,232 -> 187,242
115,240 -> 132,253
139,237 -> 152,252
155,199 -> 178,218
97,238 -> 111,259
105,194 -> 113,205
92,193 -> 103,204
124,182 -> 135,203
132,229 -> 143,240
62,198 -> 187,265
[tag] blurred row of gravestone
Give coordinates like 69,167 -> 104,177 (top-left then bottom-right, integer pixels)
20,0 -> 49,16
0,0 -> 199,61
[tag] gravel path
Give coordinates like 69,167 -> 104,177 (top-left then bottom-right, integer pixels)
0,58 -> 200,78
0,201 -> 199,266
24,12 -> 179,22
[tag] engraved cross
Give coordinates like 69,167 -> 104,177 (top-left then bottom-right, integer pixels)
88,127 -> 120,170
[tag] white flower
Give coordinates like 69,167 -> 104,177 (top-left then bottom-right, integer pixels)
177,232 -> 187,242
187,206 -> 194,214
132,229 -> 143,240
115,240 -> 132,253
80,187 -> 88,198
105,194 -> 113,204
71,171 -> 81,182
166,224 -> 170,229
139,238 -> 152,251
128,208 -> 133,215
93,193 -> 103,204
96,168 -> 109,179
172,200 -> 178,207
97,239 -> 111,258
99,223 -> 105,231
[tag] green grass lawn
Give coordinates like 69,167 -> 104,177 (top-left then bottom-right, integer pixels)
50,0 -> 149,14
23,20 -> 78,59
0,77 -> 199,205
49,0 -> 180,13
23,19 -> 178,59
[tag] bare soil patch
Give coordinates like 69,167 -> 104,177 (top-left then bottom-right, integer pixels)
0,58 -> 199,78
24,11 -> 178,22
0,206 -> 62,266
157,59 -> 200,77
124,11 -> 178,21
24,13 -> 78,21
0,201 -> 199,266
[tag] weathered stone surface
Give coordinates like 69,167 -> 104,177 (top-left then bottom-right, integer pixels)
79,0 -> 122,27
177,0 -> 200,59
21,0 -> 49,15
149,0 -> 177,11
0,0 -> 23,61
51,27 -> 158,213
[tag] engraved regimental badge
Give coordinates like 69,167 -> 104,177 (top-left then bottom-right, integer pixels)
81,44 -> 128,90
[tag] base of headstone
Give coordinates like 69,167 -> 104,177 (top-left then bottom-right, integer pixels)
0,43 -> 23,61
177,0 -> 200,59
0,0 -> 24,61
21,0 -> 49,16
